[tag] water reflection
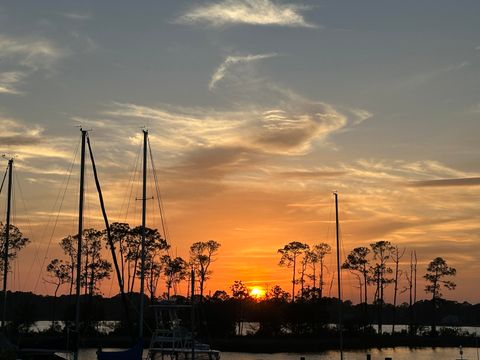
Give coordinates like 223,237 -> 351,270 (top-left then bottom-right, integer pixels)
76,347 -> 478,360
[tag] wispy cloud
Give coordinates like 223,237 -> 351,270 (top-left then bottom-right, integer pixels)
62,12 -> 92,21
399,60 -> 470,89
349,108 -> 373,125
0,71 -> 25,94
104,100 -> 347,157
209,53 -> 277,90
177,0 -> 316,28
0,34 -> 67,70
0,34 -> 67,94
0,115 -> 72,178
0,116 -> 43,146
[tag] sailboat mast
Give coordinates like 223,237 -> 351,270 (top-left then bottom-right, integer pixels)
74,129 -> 87,360
334,191 -> 344,360
1,158 -> 13,331
139,129 -> 148,339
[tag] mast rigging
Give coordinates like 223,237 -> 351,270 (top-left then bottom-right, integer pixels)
1,157 -> 13,332
334,191 -> 344,360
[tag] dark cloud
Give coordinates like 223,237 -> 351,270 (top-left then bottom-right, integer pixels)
255,123 -> 317,151
408,177 -> 480,187
171,145 -> 262,180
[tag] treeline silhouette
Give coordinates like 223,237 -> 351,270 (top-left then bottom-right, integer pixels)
2,291 -> 479,337
1,222 -> 468,341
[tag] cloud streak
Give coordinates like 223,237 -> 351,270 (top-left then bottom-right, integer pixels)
0,117 -> 43,145
62,12 -> 92,21
209,53 -> 277,90
0,34 -> 67,71
0,72 -> 25,94
104,100 -> 348,157
177,0 -> 316,28
0,34 -> 67,94
408,177 -> 480,187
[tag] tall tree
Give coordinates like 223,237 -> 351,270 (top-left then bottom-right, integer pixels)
298,244 -> 311,300
104,222 -> 132,286
278,241 -> 309,303
45,258 -> 71,328
391,246 -> 405,334
230,280 -> 250,335
81,228 -> 112,296
312,243 -> 331,299
370,240 -> 394,334
189,240 -> 221,298
45,258 -> 71,297
141,256 -> 162,301
0,223 -> 30,275
342,247 -> 370,305
128,226 -> 169,292
163,256 -> 188,299
343,246 -> 370,329
60,234 -> 77,295
405,250 -> 418,335
424,257 -> 456,334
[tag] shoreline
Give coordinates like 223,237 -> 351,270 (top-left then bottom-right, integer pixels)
12,334 -> 479,353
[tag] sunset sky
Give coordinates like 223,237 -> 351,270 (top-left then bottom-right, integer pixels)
1,1 -> 480,303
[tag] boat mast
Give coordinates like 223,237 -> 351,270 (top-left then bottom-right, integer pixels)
334,191 -> 344,360
74,129 -> 87,360
139,129 -> 148,339
1,157 -> 13,332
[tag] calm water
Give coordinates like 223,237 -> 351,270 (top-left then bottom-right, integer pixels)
31,321 -> 478,337
236,322 -> 478,336
75,347 -> 479,360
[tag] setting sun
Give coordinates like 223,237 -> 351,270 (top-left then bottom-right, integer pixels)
249,286 -> 266,299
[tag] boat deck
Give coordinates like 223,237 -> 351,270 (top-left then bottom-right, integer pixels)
149,348 -> 220,360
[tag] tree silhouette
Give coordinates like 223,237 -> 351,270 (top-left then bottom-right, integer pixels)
298,244 -> 311,300
59,234 -> 77,295
190,240 -> 221,298
231,280 -> 250,300
343,246 -> 370,304
342,246 -> 370,329
424,256 -> 456,334
278,241 -> 309,303
45,258 -> 71,328
81,228 -> 112,296
369,240 -> 394,334
129,226 -> 169,292
230,280 -> 250,335
266,285 -> 289,302
46,258 -> 71,297
163,256 -> 188,299
311,243 -> 331,299
391,245 -> 406,334
104,222 -> 133,286
0,223 -> 29,275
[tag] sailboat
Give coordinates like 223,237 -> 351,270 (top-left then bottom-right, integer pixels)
0,157 -> 74,360
73,128 -> 144,360
97,129 -> 220,360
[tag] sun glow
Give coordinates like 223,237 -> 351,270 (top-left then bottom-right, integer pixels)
249,286 -> 266,299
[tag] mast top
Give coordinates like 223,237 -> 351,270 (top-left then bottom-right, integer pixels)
1,154 -> 15,162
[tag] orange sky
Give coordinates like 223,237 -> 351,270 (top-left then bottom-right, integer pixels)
5,141 -> 480,304
1,1 -> 480,305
